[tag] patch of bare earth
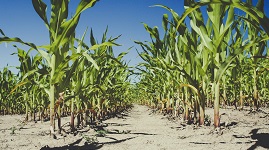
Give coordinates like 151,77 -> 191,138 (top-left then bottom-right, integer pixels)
0,104 -> 268,150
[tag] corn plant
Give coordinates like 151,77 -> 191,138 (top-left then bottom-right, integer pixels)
135,5 -> 210,125
0,0 -> 106,137
11,46 -> 45,120
32,0 -> 102,136
0,67 -> 18,115
172,0 -> 269,128
135,0 -> 269,128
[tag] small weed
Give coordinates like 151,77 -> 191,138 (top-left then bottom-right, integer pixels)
9,126 -> 17,135
83,135 -> 98,143
95,130 -> 107,137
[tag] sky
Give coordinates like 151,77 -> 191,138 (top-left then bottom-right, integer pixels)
0,0 -> 181,72
0,0 -> 268,74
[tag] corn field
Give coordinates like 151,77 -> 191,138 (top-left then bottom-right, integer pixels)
0,0 -> 269,148
135,0 -> 269,127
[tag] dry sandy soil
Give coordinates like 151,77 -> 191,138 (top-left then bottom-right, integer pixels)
0,104 -> 268,150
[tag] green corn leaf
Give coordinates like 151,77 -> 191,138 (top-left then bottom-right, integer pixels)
152,4 -> 187,34
89,41 -> 121,50
82,52 -> 99,70
50,0 -> 98,53
102,26 -> 109,43
117,49 -> 130,61
109,34 -> 122,43
51,68 -> 66,85
224,6 -> 234,31
51,53 -> 81,84
0,37 -> 37,50
190,19 -> 212,50
90,28 -> 96,46
162,14 -> 169,31
32,0 -> 49,28
37,49 -> 51,66
179,0 -> 269,35
215,36 -> 269,83
0,29 -> 5,36
256,0 -> 264,13
77,27 -> 88,53
50,0 -> 68,34
21,69 -> 38,81
42,86 -> 50,99
33,54 -> 42,65
76,0 -> 98,15
63,59 -> 79,87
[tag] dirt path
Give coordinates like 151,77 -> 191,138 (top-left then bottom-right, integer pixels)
97,104 -> 181,150
0,104 -> 268,150
87,104 -> 269,150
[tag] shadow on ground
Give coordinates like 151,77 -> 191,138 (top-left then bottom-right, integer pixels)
233,128 -> 269,150
189,128 -> 269,149
40,136 -> 136,150
106,129 -> 157,136
130,132 -> 157,135
106,122 -> 130,126
189,142 -> 211,145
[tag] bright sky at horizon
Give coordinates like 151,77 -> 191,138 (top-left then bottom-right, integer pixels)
0,0 -> 268,75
